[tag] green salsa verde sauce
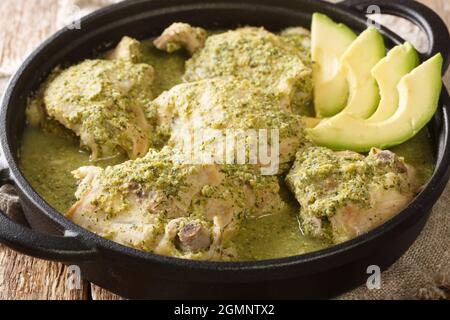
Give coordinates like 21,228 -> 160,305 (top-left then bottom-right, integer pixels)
18,40 -> 186,213
19,127 -> 435,260
18,39 -> 436,261
140,40 -> 187,96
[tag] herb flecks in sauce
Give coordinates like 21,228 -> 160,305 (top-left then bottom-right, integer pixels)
19,127 -> 126,213
18,27 -> 435,261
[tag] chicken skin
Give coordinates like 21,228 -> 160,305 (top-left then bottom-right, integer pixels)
286,146 -> 420,243
280,27 -> 312,67
66,148 -> 285,260
184,27 -> 313,113
147,77 -> 305,173
105,36 -> 144,63
42,59 -> 155,160
154,23 -> 208,55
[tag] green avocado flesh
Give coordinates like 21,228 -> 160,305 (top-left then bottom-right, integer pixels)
312,13 -> 357,118
338,27 -> 386,119
307,54 -> 443,152
368,42 -> 419,122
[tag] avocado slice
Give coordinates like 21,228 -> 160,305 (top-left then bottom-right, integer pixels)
368,42 -> 419,122
312,13 -> 357,118
306,54 -> 443,152
338,27 -> 386,119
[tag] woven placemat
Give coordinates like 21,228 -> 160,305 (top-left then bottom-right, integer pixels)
0,0 -> 448,300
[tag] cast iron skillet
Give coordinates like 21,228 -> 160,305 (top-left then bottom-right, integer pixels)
0,0 -> 449,299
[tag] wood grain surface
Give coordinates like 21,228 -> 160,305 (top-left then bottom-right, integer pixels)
0,0 -> 449,300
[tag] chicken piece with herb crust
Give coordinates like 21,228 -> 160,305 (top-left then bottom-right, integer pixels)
286,146 -> 420,243
184,27 -> 313,114
147,77 -> 305,174
105,36 -> 143,63
280,27 -> 312,67
154,23 -> 208,55
66,148 -> 285,260
42,59 -> 155,160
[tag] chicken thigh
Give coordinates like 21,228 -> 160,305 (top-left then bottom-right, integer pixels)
67,148 -> 285,260
105,36 -> 143,63
42,59 -> 155,160
154,23 -> 208,55
280,27 -> 312,67
147,77 -> 305,173
184,27 -> 313,113
286,146 -> 420,243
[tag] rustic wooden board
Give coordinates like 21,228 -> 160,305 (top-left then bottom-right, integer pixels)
0,0 -> 449,300
0,247 -> 90,300
0,0 -> 90,301
0,0 -> 60,76
91,285 -> 125,300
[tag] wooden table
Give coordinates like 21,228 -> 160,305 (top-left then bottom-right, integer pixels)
0,0 -> 449,300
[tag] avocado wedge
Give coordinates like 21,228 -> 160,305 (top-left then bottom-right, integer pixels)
306,54 -> 443,152
368,42 -> 419,122
338,27 -> 386,119
312,13 -> 357,118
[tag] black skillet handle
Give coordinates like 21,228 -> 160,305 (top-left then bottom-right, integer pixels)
0,167 -> 97,262
0,213 -> 98,262
339,0 -> 450,73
